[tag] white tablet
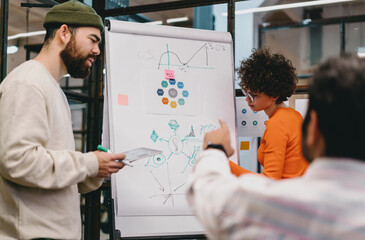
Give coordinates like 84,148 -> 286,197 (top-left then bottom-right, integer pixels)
123,148 -> 163,163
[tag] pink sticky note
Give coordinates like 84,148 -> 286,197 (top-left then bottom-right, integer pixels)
118,94 -> 128,106
164,69 -> 175,79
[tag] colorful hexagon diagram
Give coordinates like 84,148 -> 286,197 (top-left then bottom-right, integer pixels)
157,89 -> 164,96
182,90 -> 189,97
161,80 -> 168,88
162,97 -> 169,104
170,101 -> 177,108
169,79 -> 176,85
178,98 -> 185,105
157,70 -> 190,109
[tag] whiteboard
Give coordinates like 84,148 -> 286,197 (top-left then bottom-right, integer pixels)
104,20 -> 238,238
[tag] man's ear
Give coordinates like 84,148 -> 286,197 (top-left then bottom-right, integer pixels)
306,110 -> 319,147
58,24 -> 71,45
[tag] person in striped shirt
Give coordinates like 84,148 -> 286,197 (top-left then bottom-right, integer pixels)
187,55 -> 365,240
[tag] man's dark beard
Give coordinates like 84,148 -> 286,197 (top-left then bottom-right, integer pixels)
60,36 -> 95,79
301,111 -> 313,163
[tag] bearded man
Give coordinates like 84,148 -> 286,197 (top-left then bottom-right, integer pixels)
0,1 -> 125,239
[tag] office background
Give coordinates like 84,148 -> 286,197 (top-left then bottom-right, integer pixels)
1,0 -> 365,239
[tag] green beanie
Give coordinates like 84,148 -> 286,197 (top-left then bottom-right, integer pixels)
43,0 -> 104,32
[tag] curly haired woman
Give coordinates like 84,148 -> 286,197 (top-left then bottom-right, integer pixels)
230,48 -> 309,179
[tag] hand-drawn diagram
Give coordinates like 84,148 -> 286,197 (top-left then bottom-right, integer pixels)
139,42 -> 225,206
147,119 -> 202,173
108,27 -> 235,219
157,43 -> 214,71
143,42 -> 226,115
145,120 -> 216,206
148,166 -> 186,206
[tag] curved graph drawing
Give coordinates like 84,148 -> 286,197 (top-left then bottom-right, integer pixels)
157,42 -> 225,71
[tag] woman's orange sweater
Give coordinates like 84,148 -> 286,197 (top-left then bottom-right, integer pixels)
230,107 -> 309,180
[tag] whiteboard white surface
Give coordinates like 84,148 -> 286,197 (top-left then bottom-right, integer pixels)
104,20 -> 237,237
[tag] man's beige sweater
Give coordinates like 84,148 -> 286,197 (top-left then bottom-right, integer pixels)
0,60 -> 103,239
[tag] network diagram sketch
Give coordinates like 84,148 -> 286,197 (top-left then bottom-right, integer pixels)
145,119 -> 216,206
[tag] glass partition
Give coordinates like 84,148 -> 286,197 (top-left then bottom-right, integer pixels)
261,24 -> 341,76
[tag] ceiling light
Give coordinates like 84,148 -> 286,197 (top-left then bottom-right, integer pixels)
8,30 -> 46,41
222,0 -> 355,16
7,46 -> 18,54
145,20 -> 163,25
166,16 -> 189,24
302,19 -> 312,24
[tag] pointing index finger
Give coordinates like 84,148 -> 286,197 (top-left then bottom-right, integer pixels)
219,118 -> 227,129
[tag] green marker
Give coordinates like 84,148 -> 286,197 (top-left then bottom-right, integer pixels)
97,144 -> 133,167
97,145 -> 109,153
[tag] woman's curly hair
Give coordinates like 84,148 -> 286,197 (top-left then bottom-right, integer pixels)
238,48 -> 298,104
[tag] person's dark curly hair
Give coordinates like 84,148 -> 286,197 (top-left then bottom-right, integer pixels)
238,48 -> 298,104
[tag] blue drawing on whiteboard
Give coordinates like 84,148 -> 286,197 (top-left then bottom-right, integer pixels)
146,120 -> 216,205
200,124 -> 216,135
150,130 -> 159,142
145,119 -> 204,173
138,42 -> 225,72
168,119 -> 179,130
181,146 -> 200,173
147,154 -> 166,168
189,125 -> 195,137
157,43 -> 225,71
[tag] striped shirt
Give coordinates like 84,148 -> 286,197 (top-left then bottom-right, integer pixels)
186,149 -> 365,240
